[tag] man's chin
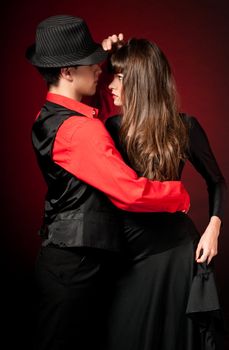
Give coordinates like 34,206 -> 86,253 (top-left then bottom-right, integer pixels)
87,88 -> 97,96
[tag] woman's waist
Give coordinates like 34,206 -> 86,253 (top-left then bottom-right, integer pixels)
121,211 -> 200,257
122,211 -> 196,230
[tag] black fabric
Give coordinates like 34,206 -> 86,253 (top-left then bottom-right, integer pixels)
34,245 -> 117,350
32,101 -> 123,251
26,15 -> 108,67
186,262 -> 225,350
104,114 -> 226,350
105,241 -> 202,350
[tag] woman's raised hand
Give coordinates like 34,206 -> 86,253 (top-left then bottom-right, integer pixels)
102,33 -> 124,51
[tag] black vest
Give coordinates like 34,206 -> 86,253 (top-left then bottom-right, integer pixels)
32,101 -> 122,251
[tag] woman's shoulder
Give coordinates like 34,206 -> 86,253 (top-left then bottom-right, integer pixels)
180,113 -> 211,156
179,112 -> 198,128
105,115 -> 124,151
179,113 -> 205,139
105,115 -> 122,140
105,114 -> 122,130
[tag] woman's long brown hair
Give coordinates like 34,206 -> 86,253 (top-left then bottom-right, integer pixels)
111,38 -> 188,180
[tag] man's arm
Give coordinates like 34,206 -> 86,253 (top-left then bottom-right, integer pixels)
53,116 -> 190,213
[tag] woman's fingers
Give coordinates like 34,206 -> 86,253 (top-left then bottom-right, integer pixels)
102,33 -> 124,51
195,243 -> 202,261
196,248 -> 208,263
195,244 -> 217,264
118,33 -> 124,41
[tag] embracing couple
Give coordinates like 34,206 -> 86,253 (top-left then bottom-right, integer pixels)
26,15 -> 226,350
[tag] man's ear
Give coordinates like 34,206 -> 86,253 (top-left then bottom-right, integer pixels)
60,67 -> 74,81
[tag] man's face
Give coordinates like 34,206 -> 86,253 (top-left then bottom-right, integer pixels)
72,64 -> 102,96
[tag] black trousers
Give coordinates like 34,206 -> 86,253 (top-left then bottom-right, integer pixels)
33,245 -> 117,350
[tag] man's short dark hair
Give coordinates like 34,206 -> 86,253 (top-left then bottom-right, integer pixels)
37,67 -> 61,87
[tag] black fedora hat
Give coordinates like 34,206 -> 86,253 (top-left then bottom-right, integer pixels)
26,15 -> 108,67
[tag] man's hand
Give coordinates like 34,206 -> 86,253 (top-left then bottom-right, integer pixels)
102,34 -> 124,51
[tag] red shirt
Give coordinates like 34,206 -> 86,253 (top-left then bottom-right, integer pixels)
48,92 -> 190,212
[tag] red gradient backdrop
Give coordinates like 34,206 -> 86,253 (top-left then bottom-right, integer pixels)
2,0 -> 229,348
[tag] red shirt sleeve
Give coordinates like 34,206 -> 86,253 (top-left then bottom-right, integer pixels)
52,116 -> 190,212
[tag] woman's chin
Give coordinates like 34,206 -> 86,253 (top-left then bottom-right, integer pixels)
113,99 -> 122,107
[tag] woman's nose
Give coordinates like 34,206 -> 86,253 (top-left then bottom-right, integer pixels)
109,80 -> 115,90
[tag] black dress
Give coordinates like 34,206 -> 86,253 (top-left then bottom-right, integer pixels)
104,114 -> 227,350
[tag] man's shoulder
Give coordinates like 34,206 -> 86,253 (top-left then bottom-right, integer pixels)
57,114 -> 108,142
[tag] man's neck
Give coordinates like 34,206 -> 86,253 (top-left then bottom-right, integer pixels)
49,86 -> 82,102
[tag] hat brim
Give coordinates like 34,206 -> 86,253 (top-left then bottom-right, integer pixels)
25,43 -> 108,68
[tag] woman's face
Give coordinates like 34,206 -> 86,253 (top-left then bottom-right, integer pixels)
109,73 -> 124,106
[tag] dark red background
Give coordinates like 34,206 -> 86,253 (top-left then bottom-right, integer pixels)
2,0 -> 229,348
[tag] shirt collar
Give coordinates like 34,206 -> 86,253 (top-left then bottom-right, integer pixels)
46,92 -> 98,118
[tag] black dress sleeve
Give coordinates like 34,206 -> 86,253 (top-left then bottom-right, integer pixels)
184,115 -> 227,221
